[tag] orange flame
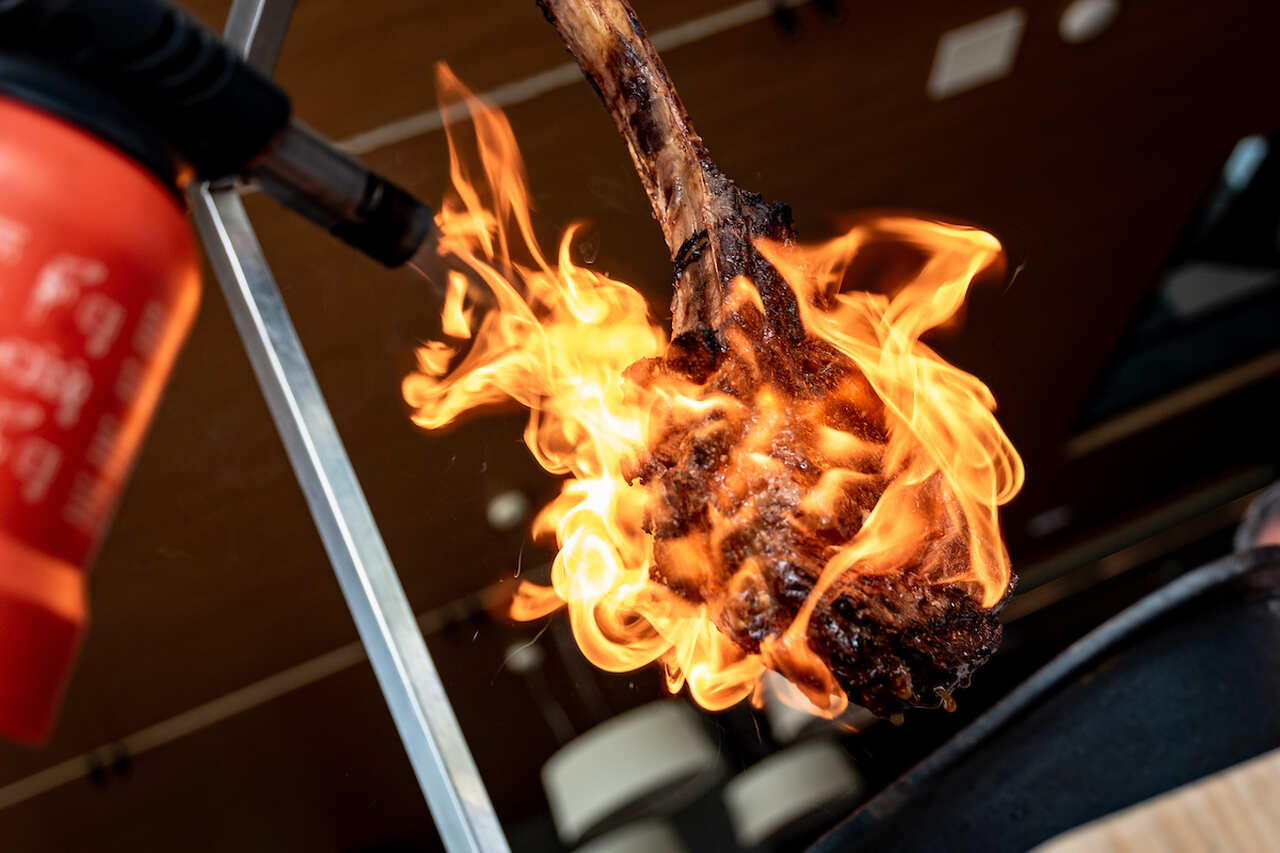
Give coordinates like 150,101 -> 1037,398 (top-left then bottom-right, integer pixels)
404,66 -> 1024,716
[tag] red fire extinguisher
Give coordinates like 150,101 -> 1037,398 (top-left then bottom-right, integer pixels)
0,95 -> 199,743
0,0 -> 437,743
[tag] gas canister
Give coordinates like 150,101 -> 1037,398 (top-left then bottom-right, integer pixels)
0,93 -> 199,743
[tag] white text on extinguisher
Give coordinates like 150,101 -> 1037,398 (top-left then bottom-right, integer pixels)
0,400 -> 44,464
0,252 -> 120,513
26,254 -> 127,359
0,214 -> 30,265
2,251 -> 172,530
0,338 -> 92,428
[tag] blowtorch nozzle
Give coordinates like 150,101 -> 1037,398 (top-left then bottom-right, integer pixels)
252,121 -> 439,269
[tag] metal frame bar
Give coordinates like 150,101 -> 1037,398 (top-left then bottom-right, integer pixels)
223,0 -> 296,74
190,3 -> 509,851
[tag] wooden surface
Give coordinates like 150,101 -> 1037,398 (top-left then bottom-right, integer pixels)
1036,747 -> 1280,852
0,0 -> 1277,848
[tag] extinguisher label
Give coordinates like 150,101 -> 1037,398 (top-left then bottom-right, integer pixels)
0,225 -> 195,570
0,336 -> 94,428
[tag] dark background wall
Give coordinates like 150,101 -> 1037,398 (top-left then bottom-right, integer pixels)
0,0 -> 1277,848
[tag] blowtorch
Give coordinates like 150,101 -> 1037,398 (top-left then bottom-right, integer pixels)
0,0 -> 442,743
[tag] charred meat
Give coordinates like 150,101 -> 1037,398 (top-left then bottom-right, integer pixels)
538,0 -> 1007,716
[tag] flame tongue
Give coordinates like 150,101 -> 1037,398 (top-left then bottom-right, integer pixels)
404,66 -> 1024,718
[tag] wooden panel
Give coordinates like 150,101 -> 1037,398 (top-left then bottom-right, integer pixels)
1036,747 -> 1280,853
0,662 -> 440,851
182,0 -> 737,140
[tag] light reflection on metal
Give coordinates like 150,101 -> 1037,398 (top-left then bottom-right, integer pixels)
190,2 -> 509,850
224,0 -> 296,74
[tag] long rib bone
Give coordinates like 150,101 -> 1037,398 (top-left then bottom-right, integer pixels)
537,0 -> 802,353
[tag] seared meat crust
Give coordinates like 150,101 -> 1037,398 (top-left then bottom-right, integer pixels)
540,0 -> 1005,715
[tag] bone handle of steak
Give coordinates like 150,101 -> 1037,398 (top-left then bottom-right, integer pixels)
537,0 -> 734,337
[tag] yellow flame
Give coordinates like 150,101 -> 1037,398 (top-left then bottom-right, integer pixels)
441,271 -> 474,339
404,65 -> 1024,715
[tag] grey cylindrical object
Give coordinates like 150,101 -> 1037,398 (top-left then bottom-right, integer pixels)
251,120 -> 436,267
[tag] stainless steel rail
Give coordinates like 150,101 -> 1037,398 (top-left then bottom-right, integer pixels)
190,2 -> 510,850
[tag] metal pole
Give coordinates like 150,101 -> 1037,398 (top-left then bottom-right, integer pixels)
190,3 -> 510,851
224,0 -> 296,75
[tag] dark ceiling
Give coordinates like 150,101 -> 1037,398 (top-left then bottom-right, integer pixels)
1,0 -> 1277,849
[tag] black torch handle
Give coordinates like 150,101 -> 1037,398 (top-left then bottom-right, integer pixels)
0,0 -> 290,180
0,0 -> 437,268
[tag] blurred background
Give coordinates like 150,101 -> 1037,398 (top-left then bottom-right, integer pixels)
1,0 -> 1278,849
